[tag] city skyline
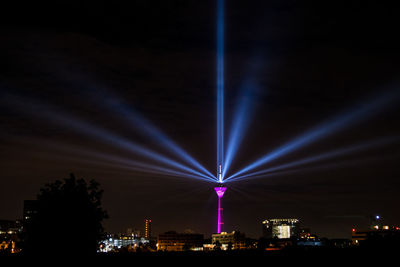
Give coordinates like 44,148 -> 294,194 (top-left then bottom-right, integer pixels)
1,0 -> 400,240
4,198 -> 394,242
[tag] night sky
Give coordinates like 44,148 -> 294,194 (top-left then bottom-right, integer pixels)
1,0 -> 400,239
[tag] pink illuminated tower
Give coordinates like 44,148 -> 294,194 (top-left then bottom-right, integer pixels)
214,186 -> 227,233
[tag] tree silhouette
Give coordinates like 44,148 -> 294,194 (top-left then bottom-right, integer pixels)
23,173 -> 108,255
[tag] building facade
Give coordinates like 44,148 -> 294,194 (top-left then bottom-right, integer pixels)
262,218 -> 300,239
352,227 -> 400,245
23,200 -> 38,222
144,219 -> 152,239
211,231 -> 246,250
0,220 -> 22,253
157,231 -> 204,251
99,234 -> 149,252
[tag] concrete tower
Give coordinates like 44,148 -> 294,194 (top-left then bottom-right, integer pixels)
214,186 -> 227,233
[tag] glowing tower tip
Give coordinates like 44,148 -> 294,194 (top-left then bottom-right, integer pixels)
214,186 -> 226,198
218,164 -> 223,183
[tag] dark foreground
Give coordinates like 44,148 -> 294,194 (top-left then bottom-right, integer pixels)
1,246 -> 398,264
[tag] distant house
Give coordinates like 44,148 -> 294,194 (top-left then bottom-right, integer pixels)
157,231 -> 204,251
211,231 -> 246,250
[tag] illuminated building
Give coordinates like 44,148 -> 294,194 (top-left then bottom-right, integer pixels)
262,218 -> 300,239
157,231 -> 204,251
144,219 -> 152,239
0,220 -> 22,234
299,228 -> 312,239
211,231 -> 246,250
296,239 -> 323,247
351,214 -> 400,245
23,200 -> 38,222
127,228 -> 140,238
0,220 -> 22,253
370,215 -> 383,230
99,234 -> 149,252
352,225 -> 400,245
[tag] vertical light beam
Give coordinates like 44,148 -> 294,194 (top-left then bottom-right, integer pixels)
217,0 -> 225,180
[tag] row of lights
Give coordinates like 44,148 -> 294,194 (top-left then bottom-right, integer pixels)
352,215 -> 400,232
0,230 -> 17,235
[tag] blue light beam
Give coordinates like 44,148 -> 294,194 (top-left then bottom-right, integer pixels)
222,80 -> 257,179
3,94 -> 217,182
228,89 -> 400,181
226,154 -> 391,184
35,140 -> 213,182
217,0 -> 225,180
226,137 -> 399,182
39,40 -> 214,180
97,95 -> 215,179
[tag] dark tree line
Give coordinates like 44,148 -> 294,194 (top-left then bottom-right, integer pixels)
23,173 -> 108,255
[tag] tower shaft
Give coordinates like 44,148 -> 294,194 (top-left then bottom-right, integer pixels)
214,187 -> 227,234
217,194 -> 223,233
